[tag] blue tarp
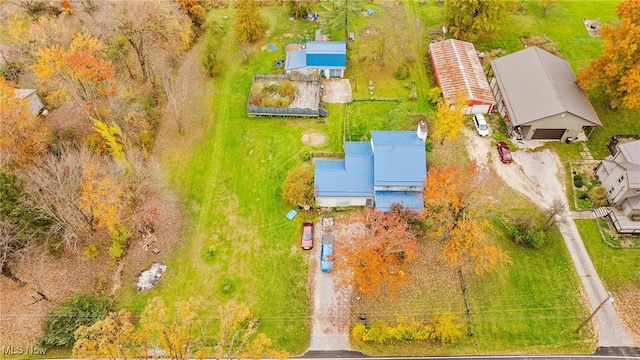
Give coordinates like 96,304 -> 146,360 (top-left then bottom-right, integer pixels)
267,43 -> 278,51
286,209 -> 298,220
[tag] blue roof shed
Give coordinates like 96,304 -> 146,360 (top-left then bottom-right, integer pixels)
305,41 -> 346,69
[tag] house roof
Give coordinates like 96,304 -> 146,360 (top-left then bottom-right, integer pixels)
285,49 -> 307,71
305,41 -> 346,68
429,39 -> 495,107
375,191 -> 424,211
618,140 -> 640,165
314,142 -> 374,197
490,47 -> 601,127
371,131 -> 426,187
614,140 -> 640,190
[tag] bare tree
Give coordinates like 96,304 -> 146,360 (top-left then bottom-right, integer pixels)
543,198 -> 566,231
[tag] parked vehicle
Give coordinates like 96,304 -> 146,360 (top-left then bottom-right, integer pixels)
320,234 -> 335,272
301,220 -> 314,250
472,114 -> 490,137
496,141 -> 513,163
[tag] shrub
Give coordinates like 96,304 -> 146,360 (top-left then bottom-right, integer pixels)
573,173 -> 586,188
394,63 -> 410,80
589,186 -> 609,207
300,147 -> 313,162
505,213 -> 546,248
109,224 -> 132,260
39,295 -> 111,347
426,87 -> 442,104
577,190 -> 590,200
82,242 -> 100,260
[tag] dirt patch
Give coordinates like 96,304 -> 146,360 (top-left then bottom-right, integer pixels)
302,131 -> 327,147
520,35 -> 560,56
583,19 -> 601,37
321,79 -> 353,103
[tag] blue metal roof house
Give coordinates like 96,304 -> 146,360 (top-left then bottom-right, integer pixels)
285,41 -> 346,78
315,130 -> 427,212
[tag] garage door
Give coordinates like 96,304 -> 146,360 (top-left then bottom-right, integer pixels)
469,104 -> 491,114
531,128 -> 565,140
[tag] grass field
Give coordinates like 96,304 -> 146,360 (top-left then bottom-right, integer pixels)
116,0 -> 635,355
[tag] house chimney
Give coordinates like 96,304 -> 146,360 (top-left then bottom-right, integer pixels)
417,121 -> 428,143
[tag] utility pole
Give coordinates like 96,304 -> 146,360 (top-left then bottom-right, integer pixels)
575,293 -> 613,333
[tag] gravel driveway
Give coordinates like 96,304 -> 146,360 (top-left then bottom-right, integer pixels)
465,130 -> 637,347
307,226 -> 351,351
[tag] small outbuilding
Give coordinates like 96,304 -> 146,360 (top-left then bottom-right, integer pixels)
488,46 -> 602,141
13,89 -> 45,115
429,39 -> 495,114
285,41 -> 346,78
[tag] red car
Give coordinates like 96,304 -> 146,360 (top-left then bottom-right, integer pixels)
497,141 -> 513,164
301,220 -> 314,250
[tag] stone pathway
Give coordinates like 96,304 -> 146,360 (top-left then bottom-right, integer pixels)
580,142 -> 595,161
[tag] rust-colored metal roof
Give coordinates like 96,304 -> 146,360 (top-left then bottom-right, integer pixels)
429,39 -> 495,107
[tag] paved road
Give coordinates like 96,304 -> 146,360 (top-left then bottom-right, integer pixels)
559,211 -> 636,347
301,349 -> 640,359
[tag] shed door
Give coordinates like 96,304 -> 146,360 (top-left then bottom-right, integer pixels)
531,128 -> 565,140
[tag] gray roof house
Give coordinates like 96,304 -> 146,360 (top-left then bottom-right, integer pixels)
13,89 -> 45,115
595,140 -> 640,221
488,47 -> 601,141
315,128 -> 427,212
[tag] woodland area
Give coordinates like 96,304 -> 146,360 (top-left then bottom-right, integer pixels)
0,0 -> 205,348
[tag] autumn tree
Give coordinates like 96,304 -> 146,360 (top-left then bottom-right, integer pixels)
73,309 -> 138,359
336,207 -> 418,298
32,33 -> 114,119
422,163 -> 510,274
444,0 -> 509,42
78,155 -> 125,232
136,297 -> 202,359
431,92 -> 466,145
289,0 -> 313,19
214,301 -> 288,360
115,1 -> 193,84
176,0 -> 208,31
577,0 -> 640,109
0,79 -> 50,168
234,0 -> 267,44
281,164 -> 314,209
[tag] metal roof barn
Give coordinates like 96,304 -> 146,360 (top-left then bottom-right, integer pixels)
429,39 -> 495,114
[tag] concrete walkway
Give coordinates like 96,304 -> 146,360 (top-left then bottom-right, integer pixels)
561,211 -> 637,346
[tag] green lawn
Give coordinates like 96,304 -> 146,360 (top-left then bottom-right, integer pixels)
576,219 -> 640,289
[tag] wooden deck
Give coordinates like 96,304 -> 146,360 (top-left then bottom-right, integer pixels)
607,209 -> 640,235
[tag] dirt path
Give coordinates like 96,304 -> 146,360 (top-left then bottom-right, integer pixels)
465,130 -> 637,347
